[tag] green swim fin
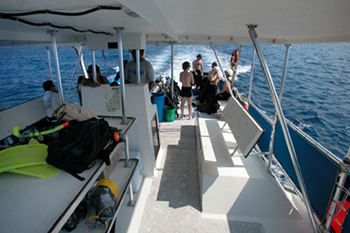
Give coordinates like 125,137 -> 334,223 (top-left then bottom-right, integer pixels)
9,164 -> 61,179
0,144 -> 61,178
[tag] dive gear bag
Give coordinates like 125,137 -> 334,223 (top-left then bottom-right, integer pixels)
46,118 -> 118,180
85,178 -> 119,231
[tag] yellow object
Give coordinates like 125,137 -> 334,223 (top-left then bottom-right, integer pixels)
0,144 -> 61,178
85,216 -> 107,231
28,138 -> 40,144
97,178 -> 119,198
9,164 -> 61,179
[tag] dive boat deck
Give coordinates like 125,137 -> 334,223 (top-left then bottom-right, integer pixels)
115,104 -> 314,233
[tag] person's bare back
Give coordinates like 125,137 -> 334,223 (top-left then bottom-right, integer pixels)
180,71 -> 194,87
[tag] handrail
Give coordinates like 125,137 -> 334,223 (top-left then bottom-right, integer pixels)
65,44 -> 85,101
324,149 -> 350,232
267,44 -> 291,172
249,91 -> 348,232
49,30 -> 65,104
250,102 -> 343,166
248,24 -> 318,232
210,42 -> 234,98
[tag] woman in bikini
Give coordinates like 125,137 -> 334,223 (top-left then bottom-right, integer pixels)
179,61 -> 195,119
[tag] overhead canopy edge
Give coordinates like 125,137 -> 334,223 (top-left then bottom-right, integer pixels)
118,0 -> 178,41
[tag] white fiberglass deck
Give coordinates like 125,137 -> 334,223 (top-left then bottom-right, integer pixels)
115,106 -> 313,233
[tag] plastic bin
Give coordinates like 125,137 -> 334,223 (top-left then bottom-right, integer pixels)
164,106 -> 175,122
151,93 -> 166,122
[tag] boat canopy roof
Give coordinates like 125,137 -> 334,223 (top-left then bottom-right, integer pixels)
0,0 -> 349,47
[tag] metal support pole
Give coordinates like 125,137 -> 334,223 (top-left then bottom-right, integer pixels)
91,50 -> 97,82
73,45 -> 88,79
248,25 -> 318,232
46,46 -> 53,81
136,50 -> 141,84
127,183 -> 136,207
171,41 -> 174,98
232,44 -> 242,88
279,44 -> 291,102
65,45 -> 85,100
115,27 -> 128,124
247,48 -> 255,108
48,30 -> 64,104
267,44 -> 291,172
125,137 -> 135,207
323,147 -> 350,231
77,48 -> 88,79
210,42 -> 234,98
124,134 -> 131,167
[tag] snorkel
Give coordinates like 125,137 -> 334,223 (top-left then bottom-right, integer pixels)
13,122 -> 69,139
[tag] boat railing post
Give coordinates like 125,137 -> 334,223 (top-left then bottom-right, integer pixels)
115,27 -> 129,125
48,30 -> 65,104
267,44 -> 291,173
210,42 -> 234,98
45,46 -> 53,81
65,45 -> 85,101
123,134 -> 133,207
232,44 -> 242,88
81,59 -> 88,79
247,47 -> 255,109
91,50 -> 97,82
123,134 -> 132,167
127,183 -> 136,207
248,25 -> 318,233
323,147 -> 350,232
171,41 -> 174,98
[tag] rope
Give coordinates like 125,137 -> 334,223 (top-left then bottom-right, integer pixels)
66,90 -> 78,99
236,92 -> 247,101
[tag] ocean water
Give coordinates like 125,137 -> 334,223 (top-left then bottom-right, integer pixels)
0,43 -> 349,159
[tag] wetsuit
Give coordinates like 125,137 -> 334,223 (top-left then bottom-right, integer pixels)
193,69 -> 202,89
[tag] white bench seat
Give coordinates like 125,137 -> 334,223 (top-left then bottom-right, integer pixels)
196,97 -> 265,216
198,118 -> 232,166
218,100 -> 228,111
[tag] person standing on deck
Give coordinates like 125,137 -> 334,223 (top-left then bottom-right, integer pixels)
180,61 -> 195,119
192,54 -> 204,89
125,49 -> 155,92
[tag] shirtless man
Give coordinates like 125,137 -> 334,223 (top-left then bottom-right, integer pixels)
192,54 -> 204,89
180,61 -> 195,119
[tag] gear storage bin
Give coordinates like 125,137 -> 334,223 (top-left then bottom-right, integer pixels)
164,106 -> 175,122
151,92 -> 166,122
